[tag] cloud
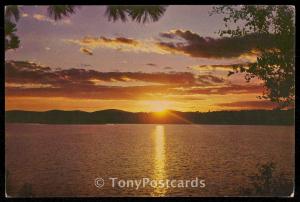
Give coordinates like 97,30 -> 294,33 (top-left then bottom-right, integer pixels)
80,47 -> 93,55
190,62 -> 253,72
158,29 -> 276,59
33,14 -> 48,21
5,61 -> 199,87
164,66 -> 173,70
64,36 -> 169,55
101,37 -> 139,45
33,14 -> 71,25
64,30 -> 276,59
5,61 -> 264,100
66,36 -> 139,48
183,84 -> 265,95
80,64 -> 92,67
146,63 -> 157,66
198,75 -> 225,84
159,32 -> 177,39
21,13 -> 29,17
217,100 -> 278,109
6,84 -> 175,100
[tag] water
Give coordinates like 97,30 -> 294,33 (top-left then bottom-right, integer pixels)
5,123 -> 294,197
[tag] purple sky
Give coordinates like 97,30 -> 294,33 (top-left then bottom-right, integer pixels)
5,6 -> 273,112
6,6 -> 238,71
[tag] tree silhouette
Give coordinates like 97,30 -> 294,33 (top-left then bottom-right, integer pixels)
5,5 -> 167,51
211,6 -> 295,109
238,162 -> 293,196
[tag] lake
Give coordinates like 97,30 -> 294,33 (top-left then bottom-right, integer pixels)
5,123 -> 294,197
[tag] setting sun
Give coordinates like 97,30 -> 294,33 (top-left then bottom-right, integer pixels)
143,100 -> 172,112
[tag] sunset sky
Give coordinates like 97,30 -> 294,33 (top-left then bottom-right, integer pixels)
5,5 -> 277,112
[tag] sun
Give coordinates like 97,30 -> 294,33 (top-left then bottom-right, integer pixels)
144,100 -> 171,113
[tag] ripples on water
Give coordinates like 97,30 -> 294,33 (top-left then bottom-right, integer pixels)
5,124 -> 294,196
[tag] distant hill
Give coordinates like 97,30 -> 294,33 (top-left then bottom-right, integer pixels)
5,109 -> 294,125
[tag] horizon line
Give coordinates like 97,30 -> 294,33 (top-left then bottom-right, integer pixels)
5,108 -> 294,113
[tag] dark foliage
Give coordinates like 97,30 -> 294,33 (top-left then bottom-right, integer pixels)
5,109 -> 294,125
211,6 -> 295,109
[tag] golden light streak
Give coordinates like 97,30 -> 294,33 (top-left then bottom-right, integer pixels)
167,111 -> 193,124
152,125 -> 167,196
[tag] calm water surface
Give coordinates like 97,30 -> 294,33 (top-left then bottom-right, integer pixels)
5,124 -> 294,196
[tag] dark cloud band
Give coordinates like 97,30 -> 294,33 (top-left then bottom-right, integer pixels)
158,30 -> 276,58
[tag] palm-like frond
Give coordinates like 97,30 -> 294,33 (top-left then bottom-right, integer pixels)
105,5 -> 167,23
47,5 -> 79,20
5,5 -> 20,22
5,20 -> 17,36
5,20 -> 20,50
127,6 -> 167,23
105,6 -> 128,22
6,34 -> 20,50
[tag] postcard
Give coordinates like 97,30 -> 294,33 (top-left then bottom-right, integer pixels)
5,5 -> 295,197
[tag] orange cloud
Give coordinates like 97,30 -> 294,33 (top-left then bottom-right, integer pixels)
65,36 -> 168,55
183,84 -> 265,95
5,61 -> 265,103
33,14 -> 71,25
217,100 -> 278,109
80,47 -> 93,55
190,62 -> 253,72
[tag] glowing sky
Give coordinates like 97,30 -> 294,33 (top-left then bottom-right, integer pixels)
5,5 -> 276,112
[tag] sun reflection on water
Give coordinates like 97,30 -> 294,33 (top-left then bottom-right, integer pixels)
152,125 -> 167,196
